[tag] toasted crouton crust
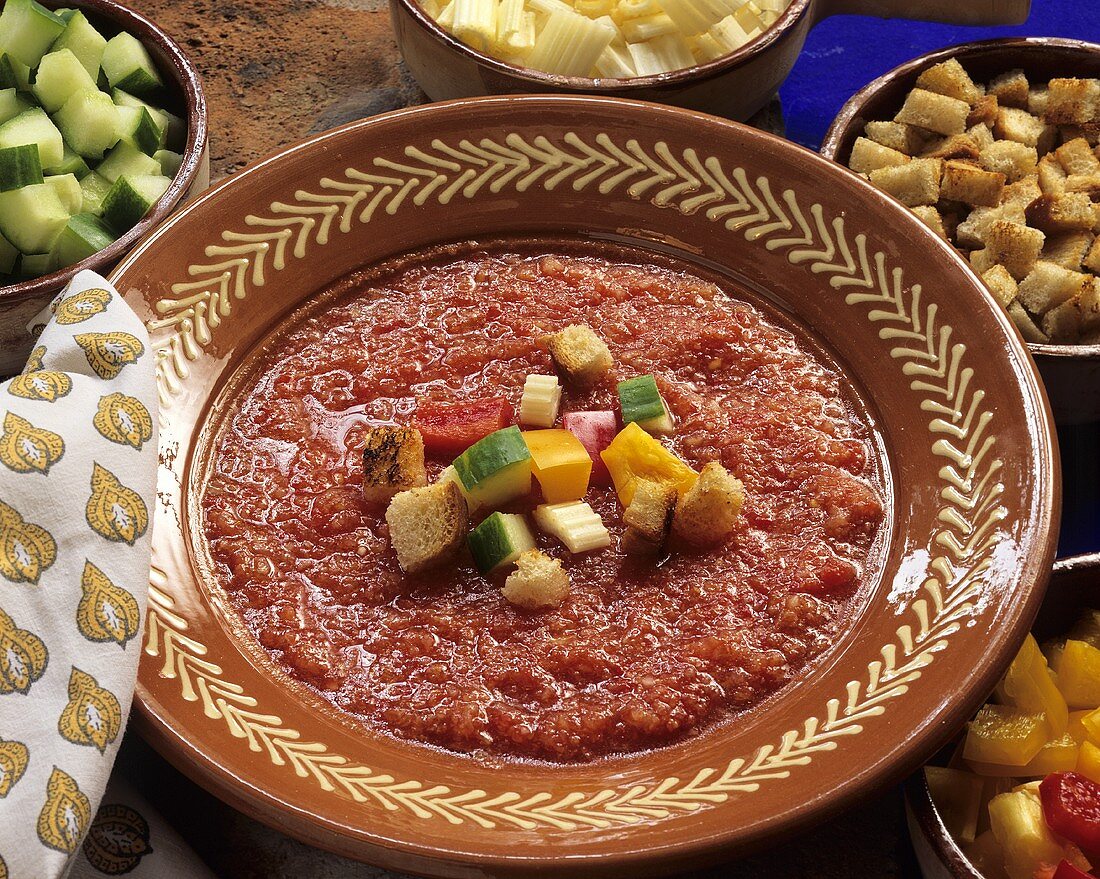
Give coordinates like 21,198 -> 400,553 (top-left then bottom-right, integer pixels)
920,134 -> 981,162
864,120 -> 928,155
986,220 -> 1045,280
978,141 -> 1038,183
1017,261 -> 1091,314
1046,78 -> 1100,125
622,479 -> 677,554
849,137 -> 910,174
547,324 -> 613,386
1085,238 -> 1100,275
988,69 -> 1029,109
940,160 -> 1006,208
502,549 -> 570,610
967,96 -> 999,129
384,481 -> 469,573
912,206 -> 947,239
1056,138 -> 1100,177
994,107 -> 1054,153
362,426 -> 427,503
1043,232 -> 1095,272
672,461 -> 744,547
870,158 -> 942,207
982,264 -> 1019,309
917,58 -> 984,105
1007,302 -> 1050,343
895,89 -> 970,136
1041,297 -> 1084,343
1026,192 -> 1097,235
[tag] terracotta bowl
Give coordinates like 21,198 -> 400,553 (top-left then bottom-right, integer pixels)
0,0 -> 209,378
820,38 -> 1100,427
390,0 -> 1029,122
906,552 -> 1100,879
111,95 -> 1059,877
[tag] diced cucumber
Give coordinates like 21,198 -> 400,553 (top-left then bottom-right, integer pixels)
0,230 -> 17,273
18,251 -> 53,277
0,54 -> 15,88
101,172 -> 168,232
0,107 -> 63,169
0,182 -> 68,252
0,87 -> 30,124
44,144 -> 89,178
54,8 -> 75,22
49,10 -> 106,79
45,172 -> 81,213
78,169 -> 109,214
53,87 -> 118,158
52,211 -> 114,267
101,32 -> 162,97
452,426 -> 533,510
113,88 -> 182,150
467,512 -> 536,574
115,104 -> 164,154
0,142 -> 42,190
154,147 -> 181,177
94,140 -> 159,183
0,0 -> 66,68
618,374 -> 674,434
32,48 -> 97,112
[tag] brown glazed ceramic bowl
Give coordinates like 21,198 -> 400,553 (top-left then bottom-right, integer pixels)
112,95 -> 1059,877
905,552 -> 1100,879
390,0 -> 1029,122
821,38 -> 1100,426
0,0 -> 209,377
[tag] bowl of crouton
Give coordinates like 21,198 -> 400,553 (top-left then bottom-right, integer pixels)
822,38 -> 1100,425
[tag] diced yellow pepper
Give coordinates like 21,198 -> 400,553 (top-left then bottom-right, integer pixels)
964,831 -> 1009,879
968,734 -> 1079,777
600,422 -> 697,507
1053,639 -> 1100,709
926,766 -> 985,844
1068,710 -> 1096,744
1083,706 -> 1100,743
963,705 -> 1049,768
1078,740 -> 1100,783
989,784 -> 1093,879
998,634 -> 1068,737
522,430 -> 592,504
1068,609 -> 1100,648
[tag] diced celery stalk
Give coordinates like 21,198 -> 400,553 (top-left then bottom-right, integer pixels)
688,32 -> 725,63
733,0 -> 765,32
436,2 -> 456,29
0,108 -> 64,169
101,32 -> 163,97
0,87 -> 29,124
617,0 -> 661,18
495,0 -> 524,47
574,0 -> 613,16
0,142 -> 42,191
49,10 -> 107,78
0,0 -> 66,68
95,141 -> 161,183
526,10 -> 614,78
0,182 -> 69,253
708,14 -> 753,52
53,212 -> 115,268
0,230 -> 17,273
660,0 -> 735,36
32,48 -> 97,112
44,172 -> 82,213
78,170 -> 110,215
621,13 -> 678,42
53,88 -> 120,158
595,38 -> 635,78
627,32 -> 695,75
451,0 -> 497,50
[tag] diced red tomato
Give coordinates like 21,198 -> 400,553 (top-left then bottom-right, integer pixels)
562,410 -> 617,485
1041,773 -> 1100,860
1052,860 -> 1094,879
415,397 -> 512,456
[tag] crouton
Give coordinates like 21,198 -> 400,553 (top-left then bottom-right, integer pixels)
969,248 -> 997,275
1085,237 -> 1100,274
671,461 -> 743,546
849,137 -> 911,174
941,159 -> 1006,207
1028,88 -> 1050,118
1041,297 -> 1083,343
384,480 -> 469,573
988,69 -> 1029,109
1079,277 -> 1100,330
986,220 -> 1045,280
1007,302 -> 1050,343
968,123 -> 996,151
1017,261 -> 1091,314
869,158 -> 942,207
916,58 -> 984,105
864,120 -> 928,155
1002,176 -> 1042,208
622,479 -> 676,554
994,107 -> 1055,153
912,206 -> 947,238
546,324 -> 612,386
982,264 -> 1019,309
1026,192 -> 1097,234
502,549 -> 569,610
895,88 -> 971,136
1042,232 -> 1094,271
1056,138 -> 1100,177
1066,174 -> 1100,201
1038,154 -> 1068,195
1045,78 -> 1100,125
955,202 -> 1026,248
362,426 -> 427,503
921,134 -> 981,162
968,96 -> 999,129
978,141 -> 1038,183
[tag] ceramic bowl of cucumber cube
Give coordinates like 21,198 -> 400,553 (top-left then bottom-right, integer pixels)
0,0 -> 207,375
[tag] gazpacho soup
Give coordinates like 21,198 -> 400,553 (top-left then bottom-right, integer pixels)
201,238 -> 889,764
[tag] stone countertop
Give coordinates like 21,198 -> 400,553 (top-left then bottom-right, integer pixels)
121,1 -> 921,875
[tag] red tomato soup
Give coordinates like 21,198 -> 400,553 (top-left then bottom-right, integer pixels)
202,240 -> 887,763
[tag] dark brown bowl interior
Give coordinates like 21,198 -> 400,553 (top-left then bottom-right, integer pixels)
0,0 -> 207,306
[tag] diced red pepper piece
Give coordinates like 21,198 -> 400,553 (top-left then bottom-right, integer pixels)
415,397 -> 512,456
1053,860 -> 1094,879
562,410 -> 617,485
1041,773 -> 1100,859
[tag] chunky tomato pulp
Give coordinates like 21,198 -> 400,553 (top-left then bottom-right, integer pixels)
203,241 -> 887,763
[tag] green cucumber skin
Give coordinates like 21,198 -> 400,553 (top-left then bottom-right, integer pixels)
0,142 -> 42,191
100,173 -> 168,232
95,141 -> 160,183
0,106 -> 64,168
101,32 -> 162,98
0,54 -> 16,88
453,426 -> 532,489
53,210 -> 114,267
18,250 -> 52,277
44,145 -> 89,179
618,375 -> 666,424
467,512 -> 530,574
0,0 -> 66,68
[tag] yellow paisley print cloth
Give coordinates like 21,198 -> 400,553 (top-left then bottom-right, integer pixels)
0,273 -> 159,879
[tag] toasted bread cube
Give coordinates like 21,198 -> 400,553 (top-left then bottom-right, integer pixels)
979,141 -> 1038,183
1079,277 -> 1100,330
916,58 -> 984,105
1038,154 -> 1068,195
912,206 -> 947,238
547,323 -> 613,386
986,220 -> 1045,280
988,69 -> 1029,109
941,159 -> 1006,207
969,248 -> 997,275
921,133 -> 981,162
1085,237 -> 1100,274
671,461 -> 743,546
1028,88 -> 1050,118
864,120 -> 927,156
362,426 -> 428,503
1018,261 -> 1091,314
1045,78 -> 1100,125
1041,297 -> 1083,343
849,137 -> 911,174
870,158 -> 942,207
968,123 -> 996,151
1056,138 -> 1100,176
1002,176 -> 1042,208
1066,174 -> 1100,201
955,203 -> 1026,248
895,88 -> 970,136
502,549 -> 569,610
995,106 -> 1056,153
1026,192 -> 1097,234
1042,232 -> 1095,271
982,264 -> 1019,309
385,480 -> 469,573
968,95 -> 999,128
1007,301 -> 1050,343
622,479 -> 676,555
